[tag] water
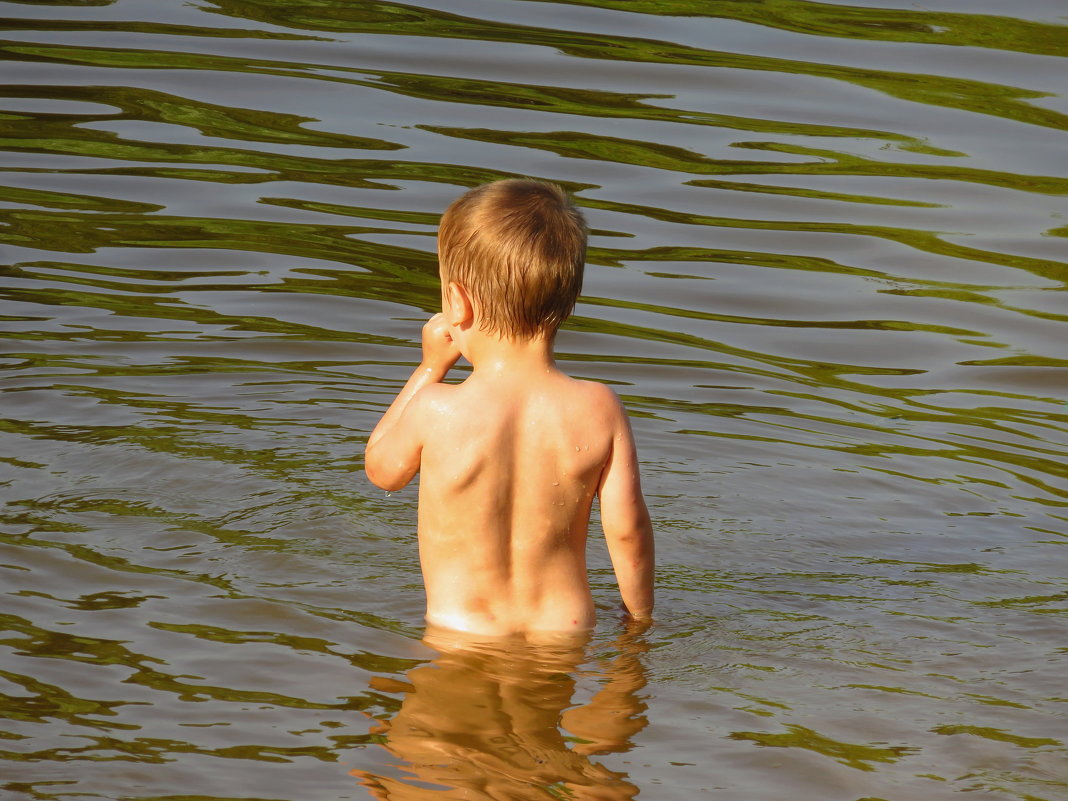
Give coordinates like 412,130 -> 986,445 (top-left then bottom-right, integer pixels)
1,0 -> 1066,798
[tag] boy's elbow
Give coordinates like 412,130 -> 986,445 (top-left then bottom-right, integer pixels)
366,465 -> 402,492
605,514 -> 654,550
364,448 -> 414,492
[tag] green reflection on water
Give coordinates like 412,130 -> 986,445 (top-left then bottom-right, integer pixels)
197,0 -> 1068,132
1,11 -> 327,42
0,212 -> 446,328
426,127 -> 1068,198
583,293 -> 981,336
729,724 -> 916,771
147,622 -> 419,673
0,662 -> 138,730
0,184 -> 163,213
582,196 -> 1068,282
933,724 -> 1061,749
545,0 -> 1068,58
5,0 -> 1066,145
0,83 -> 403,151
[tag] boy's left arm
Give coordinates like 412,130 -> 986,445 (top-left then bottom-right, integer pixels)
597,392 -> 655,620
364,314 -> 459,491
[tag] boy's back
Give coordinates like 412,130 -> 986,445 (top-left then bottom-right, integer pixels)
416,364 -> 623,634
364,179 -> 654,636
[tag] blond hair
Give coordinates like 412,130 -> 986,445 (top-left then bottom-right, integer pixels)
438,179 -> 587,339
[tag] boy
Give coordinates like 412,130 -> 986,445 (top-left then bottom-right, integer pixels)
364,179 -> 654,636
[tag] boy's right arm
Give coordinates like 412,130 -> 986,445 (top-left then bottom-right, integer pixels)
597,392 -> 655,621
364,314 -> 459,491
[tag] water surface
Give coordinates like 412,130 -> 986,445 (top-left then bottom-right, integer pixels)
1,1 -> 1067,799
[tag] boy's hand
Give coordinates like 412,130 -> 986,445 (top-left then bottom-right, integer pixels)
421,313 -> 461,371
365,313 -> 458,491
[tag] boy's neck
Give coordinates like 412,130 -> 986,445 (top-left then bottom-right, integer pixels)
464,329 -> 557,375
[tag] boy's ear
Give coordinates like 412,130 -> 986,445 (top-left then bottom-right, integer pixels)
445,281 -> 474,327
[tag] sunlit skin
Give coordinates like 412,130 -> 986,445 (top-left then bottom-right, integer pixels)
348,624 -> 650,800
364,274 -> 654,636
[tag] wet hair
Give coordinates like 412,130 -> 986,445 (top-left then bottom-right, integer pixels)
437,179 -> 587,339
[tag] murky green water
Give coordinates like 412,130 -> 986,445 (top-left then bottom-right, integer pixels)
2,1 -> 1066,799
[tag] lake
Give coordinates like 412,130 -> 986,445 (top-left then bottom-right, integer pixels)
1,1 -> 1066,799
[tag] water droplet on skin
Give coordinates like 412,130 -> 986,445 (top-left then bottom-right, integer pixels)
552,481 -> 559,486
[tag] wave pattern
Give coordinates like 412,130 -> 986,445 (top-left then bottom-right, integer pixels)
1,1 -> 1066,799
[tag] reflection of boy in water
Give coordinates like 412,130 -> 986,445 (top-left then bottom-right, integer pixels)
365,180 -> 654,636
351,626 -> 649,800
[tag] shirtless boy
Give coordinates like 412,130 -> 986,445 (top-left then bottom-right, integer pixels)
364,179 -> 654,636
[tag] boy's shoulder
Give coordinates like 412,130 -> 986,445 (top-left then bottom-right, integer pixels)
557,375 -> 629,428
407,379 -> 461,417
568,374 -> 622,403
409,371 -> 625,425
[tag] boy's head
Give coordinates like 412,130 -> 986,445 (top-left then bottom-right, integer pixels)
438,179 -> 587,340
